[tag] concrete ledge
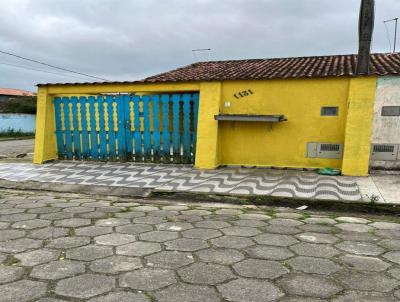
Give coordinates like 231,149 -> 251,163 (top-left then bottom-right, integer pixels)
0,179 -> 151,198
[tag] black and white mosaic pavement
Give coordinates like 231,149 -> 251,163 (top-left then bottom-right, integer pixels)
0,162 -> 362,201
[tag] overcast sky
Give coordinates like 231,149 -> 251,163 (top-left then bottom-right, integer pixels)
1,0 -> 399,91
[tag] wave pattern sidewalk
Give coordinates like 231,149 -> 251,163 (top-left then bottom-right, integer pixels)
0,162 -> 362,201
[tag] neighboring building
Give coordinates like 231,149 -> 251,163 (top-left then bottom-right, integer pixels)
0,88 -> 36,102
33,53 -> 400,176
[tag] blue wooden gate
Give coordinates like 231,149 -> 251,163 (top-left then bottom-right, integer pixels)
54,93 -> 199,164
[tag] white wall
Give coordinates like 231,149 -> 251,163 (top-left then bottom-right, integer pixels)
370,76 -> 400,169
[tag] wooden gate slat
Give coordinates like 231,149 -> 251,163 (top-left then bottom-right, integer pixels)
161,94 -> 171,163
142,95 -> 152,162
116,95 -> 126,160
54,97 -> 65,158
62,97 -> 73,159
172,94 -> 181,163
79,97 -> 90,158
88,96 -> 99,160
182,94 -> 191,163
133,95 -> 142,161
192,93 -> 199,160
152,95 -> 161,163
122,95 -> 132,159
97,96 -> 107,160
70,97 -> 81,159
106,96 -> 116,160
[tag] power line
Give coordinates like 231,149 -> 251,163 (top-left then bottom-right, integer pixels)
0,49 -> 109,81
0,61 -> 93,81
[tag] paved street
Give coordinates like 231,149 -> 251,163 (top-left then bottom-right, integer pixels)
0,190 -> 399,301
0,139 -> 34,158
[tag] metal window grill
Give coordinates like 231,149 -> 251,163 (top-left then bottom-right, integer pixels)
373,144 -> 395,153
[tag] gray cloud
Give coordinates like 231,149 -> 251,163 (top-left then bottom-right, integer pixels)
0,0 -> 399,91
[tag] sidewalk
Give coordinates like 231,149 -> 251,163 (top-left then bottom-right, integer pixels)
0,161 -> 397,204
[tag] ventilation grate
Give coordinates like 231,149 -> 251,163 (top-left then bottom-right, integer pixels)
373,144 -> 395,153
370,144 -> 398,161
306,142 -> 343,159
320,143 -> 340,152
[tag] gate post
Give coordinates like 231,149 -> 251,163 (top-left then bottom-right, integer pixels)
194,82 -> 221,169
33,87 -> 58,163
341,77 -> 377,176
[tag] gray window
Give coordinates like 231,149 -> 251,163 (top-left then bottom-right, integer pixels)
381,106 -> 400,116
321,106 -> 338,116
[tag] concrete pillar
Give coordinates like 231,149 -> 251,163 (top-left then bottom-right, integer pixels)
33,87 -> 57,163
194,82 -> 221,169
342,77 -> 377,176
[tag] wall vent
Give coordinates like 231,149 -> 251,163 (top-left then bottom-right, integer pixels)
307,142 -> 343,159
370,144 -> 399,161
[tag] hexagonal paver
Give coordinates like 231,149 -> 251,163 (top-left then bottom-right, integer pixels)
269,218 -> 304,227
221,226 -> 261,237
54,218 -> 91,228
165,238 -> 209,251
0,238 -> 42,253
379,239 -> 400,250
95,233 -> 136,246
238,213 -> 271,220
0,280 -> 47,302
0,229 -> 25,241
178,263 -> 234,285
30,260 -> 85,279
233,259 -> 288,279
196,248 -> 245,265
194,220 -> 231,229
337,272 -> 398,292
88,292 -> 150,302
55,273 -> 115,299
262,225 -> 301,235
181,209 -> 212,216
139,231 -> 179,242
336,223 -> 373,233
66,245 -> 113,261
15,248 -> 60,266
290,242 -> 340,258
245,245 -> 294,260
383,251 -> 400,264
145,251 -> 194,269
218,278 -> 284,302
116,241 -> 162,256
75,226 -> 113,237
304,217 -> 337,225
95,218 -> 130,227
46,236 -> 90,249
182,228 -> 222,240
339,255 -> 391,272
336,217 -> 370,224
157,222 -> 193,231
120,268 -> 176,290
278,273 -> 343,299
11,219 -> 51,229
287,256 -> 341,275
0,265 -> 24,284
133,216 -> 166,225
254,233 -> 298,246
28,227 -> 69,240
296,232 -> 338,244
335,241 -> 384,256
116,224 -> 153,234
369,222 -> 400,230
211,235 -> 254,249
90,255 -> 142,274
233,219 -> 267,228
154,283 -> 220,302
331,292 -> 398,302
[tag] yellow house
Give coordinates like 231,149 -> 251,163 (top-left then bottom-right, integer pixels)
34,53 -> 400,176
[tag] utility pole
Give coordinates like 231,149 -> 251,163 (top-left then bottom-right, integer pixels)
384,18 -> 398,53
356,0 -> 375,75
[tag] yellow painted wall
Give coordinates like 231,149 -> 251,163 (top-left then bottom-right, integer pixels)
342,77 -> 377,176
218,78 -> 351,169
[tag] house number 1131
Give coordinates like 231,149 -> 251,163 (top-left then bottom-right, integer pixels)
233,89 -> 254,99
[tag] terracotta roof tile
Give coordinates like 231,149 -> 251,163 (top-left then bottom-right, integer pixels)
141,53 -> 400,83
0,88 -> 36,96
